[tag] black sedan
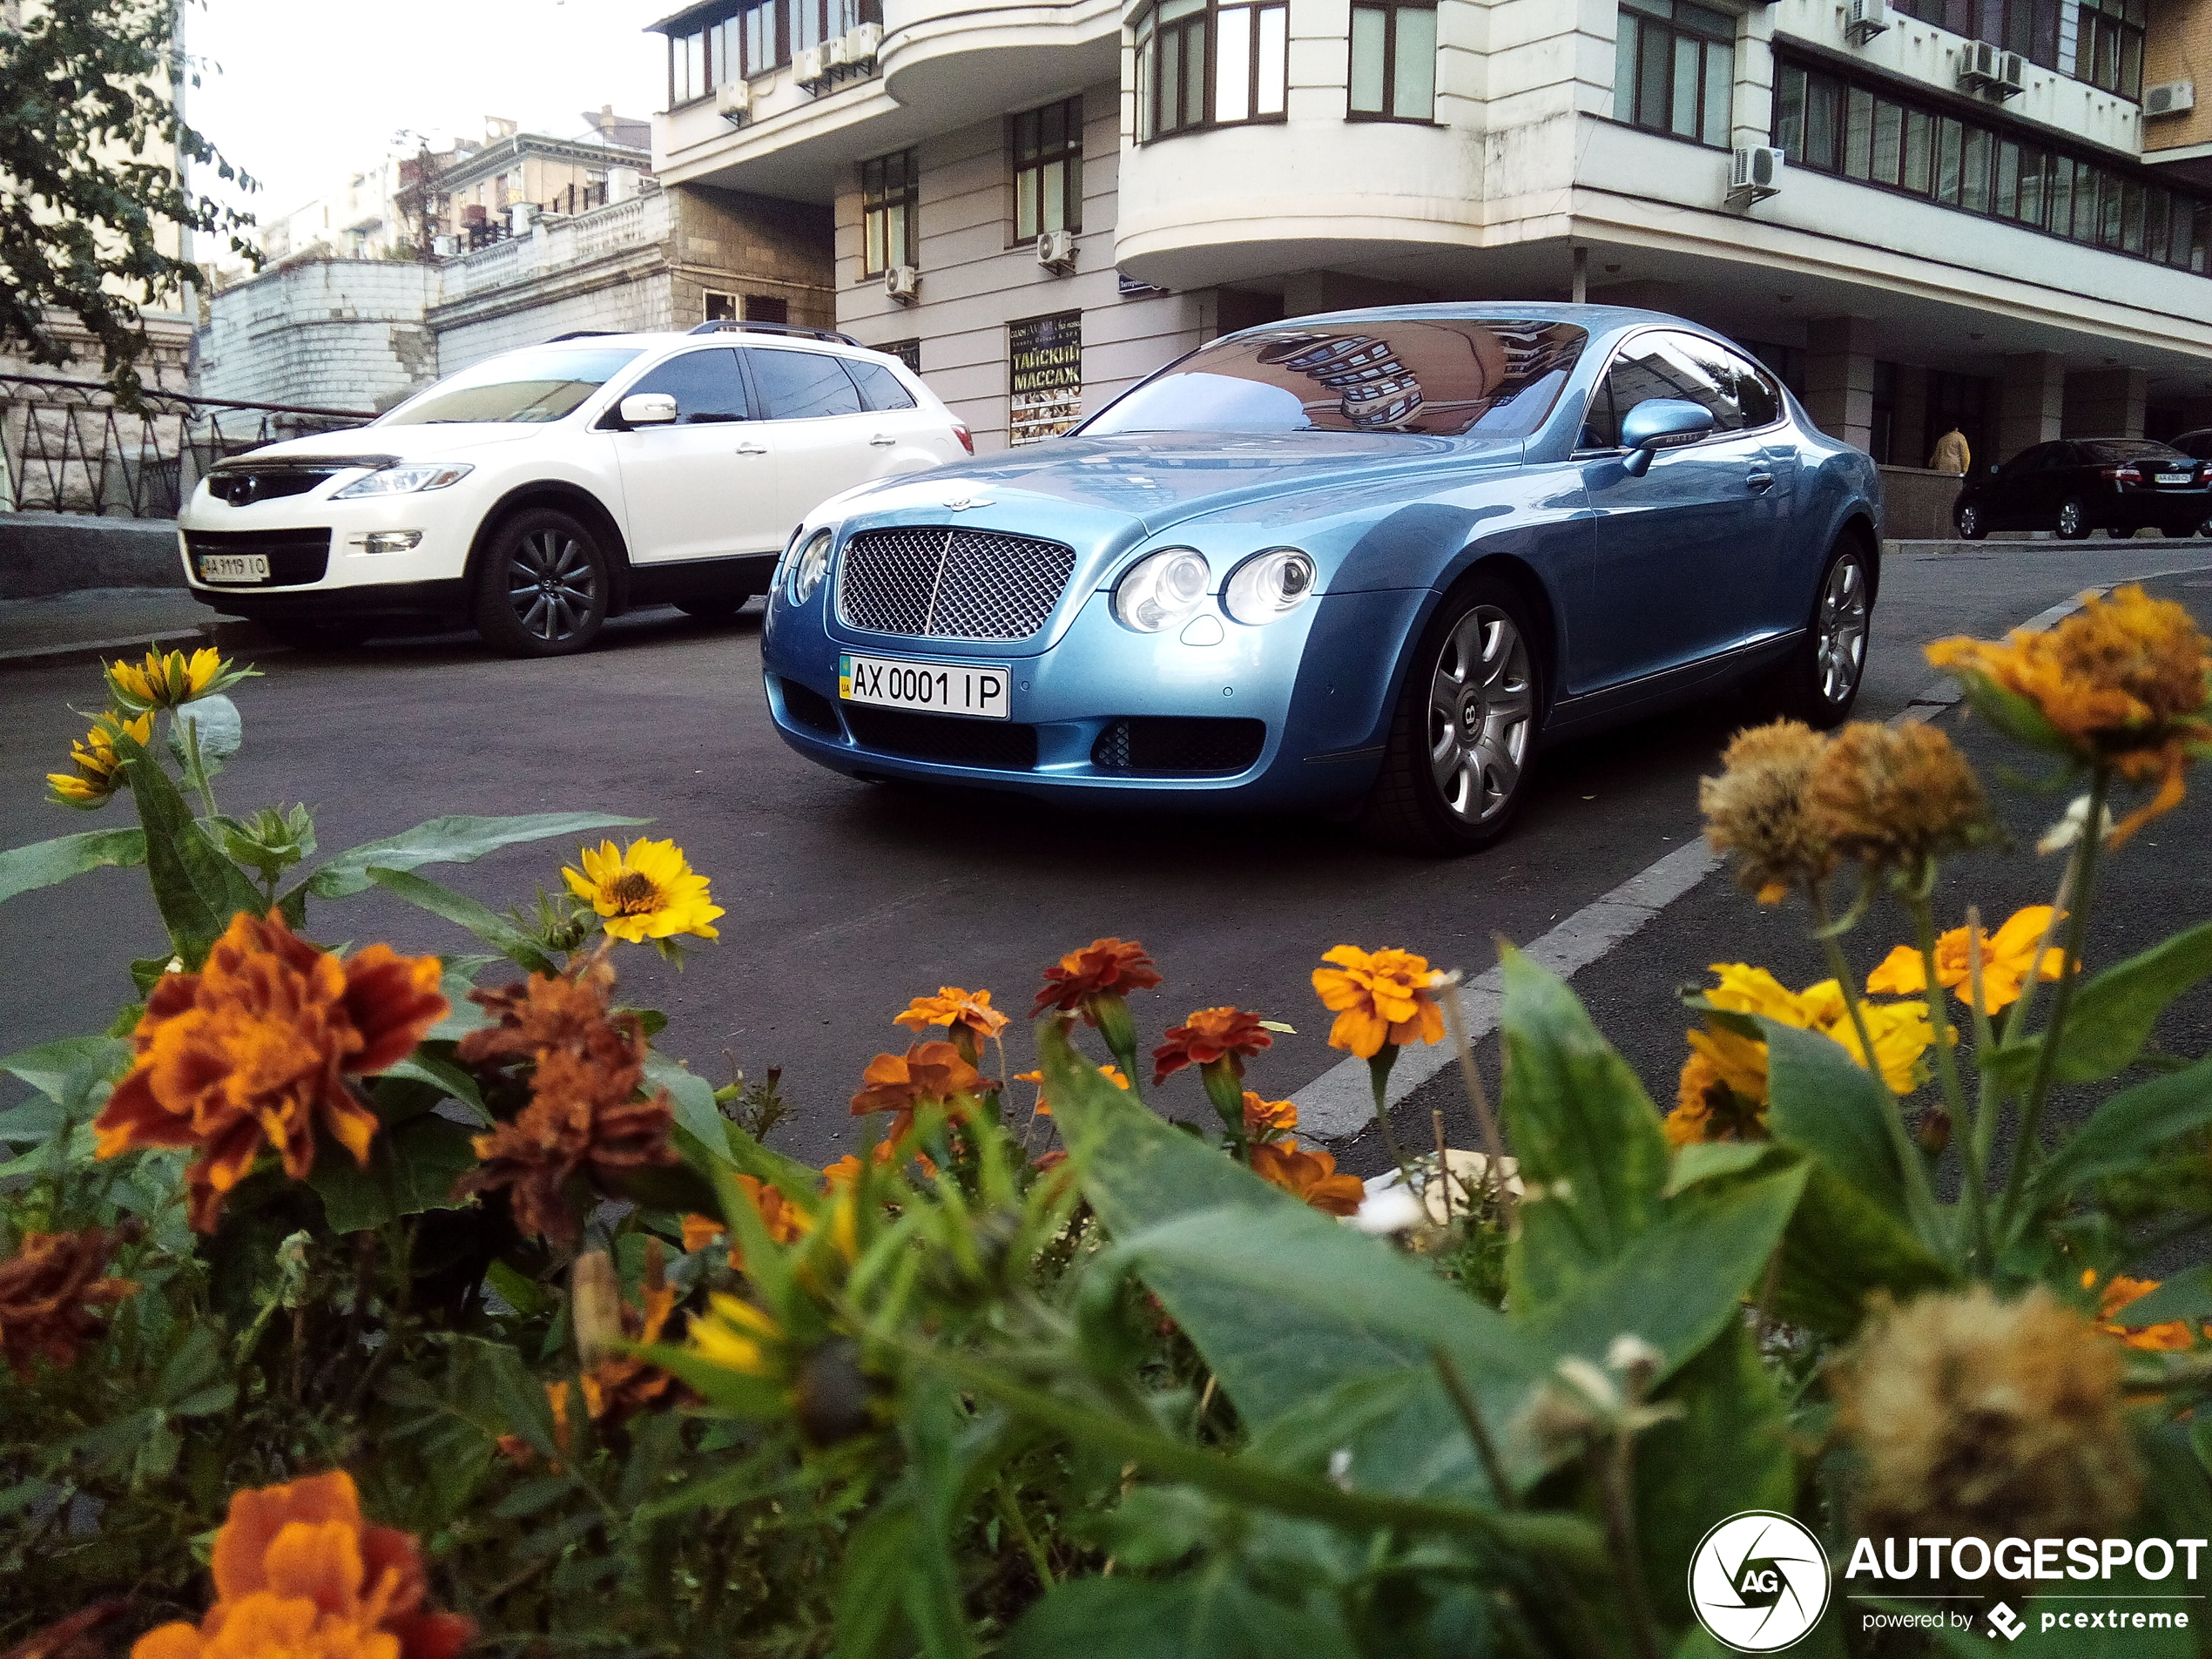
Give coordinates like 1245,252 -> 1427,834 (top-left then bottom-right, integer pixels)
2173,428 -> 2212,462
1952,438 -> 2212,540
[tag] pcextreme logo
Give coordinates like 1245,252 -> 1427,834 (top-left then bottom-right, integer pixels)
1688,1511 -> 1831,1653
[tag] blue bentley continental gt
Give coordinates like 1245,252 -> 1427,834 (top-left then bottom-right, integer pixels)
759,304 -> 1880,853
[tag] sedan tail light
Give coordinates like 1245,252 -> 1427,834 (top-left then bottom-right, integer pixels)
953,421 -> 974,455
2102,464 -> 2144,485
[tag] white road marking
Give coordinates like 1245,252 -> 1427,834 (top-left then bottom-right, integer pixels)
1291,570 -> 2193,1145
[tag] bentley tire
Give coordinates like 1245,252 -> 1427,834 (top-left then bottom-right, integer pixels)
1765,536 -> 1871,729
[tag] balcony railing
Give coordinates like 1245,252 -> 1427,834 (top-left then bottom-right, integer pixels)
0,374 -> 374,520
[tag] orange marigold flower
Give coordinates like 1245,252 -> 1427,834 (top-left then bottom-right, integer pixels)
894,987 -> 1009,1041
1662,1050 -> 1766,1147
1241,1090 -> 1299,1143
849,1041 -> 999,1135
0,1224 -> 138,1379
1013,1063 -> 1127,1116
2086,1270 -> 2202,1352
1866,906 -> 2070,1014
1031,937 -> 1163,1019
1151,1006 -> 1272,1087
1312,945 -> 1445,1060
93,911 -> 446,1232
1250,1142 -> 1366,1217
454,954 -> 677,1246
1928,584 -> 2212,845
130,1470 -> 471,1659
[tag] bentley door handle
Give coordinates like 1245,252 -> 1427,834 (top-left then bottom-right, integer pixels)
867,433 -> 897,447
1745,470 -> 1777,491
735,441 -> 769,455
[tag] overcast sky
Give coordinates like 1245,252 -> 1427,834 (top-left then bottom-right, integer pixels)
183,0 -> 671,218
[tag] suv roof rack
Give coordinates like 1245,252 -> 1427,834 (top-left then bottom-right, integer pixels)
687,320 -> 865,347
547,330 -> 621,341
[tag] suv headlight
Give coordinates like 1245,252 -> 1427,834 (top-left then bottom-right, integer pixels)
1112,547 -> 1211,632
787,528 -> 833,605
1223,548 -> 1317,624
331,462 -> 475,498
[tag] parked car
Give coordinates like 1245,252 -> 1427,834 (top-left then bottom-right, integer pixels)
2171,428 -> 2212,463
1952,438 -> 2212,541
176,323 -> 971,655
760,304 -> 1881,853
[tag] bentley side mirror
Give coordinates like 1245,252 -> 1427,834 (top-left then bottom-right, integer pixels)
1620,398 -> 1718,476
618,393 -> 679,428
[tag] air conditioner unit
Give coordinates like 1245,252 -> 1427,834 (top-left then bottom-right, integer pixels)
2147,79 -> 2196,117
1729,144 -> 1784,203
795,46 -> 826,86
1959,39 -> 2025,96
1844,0 -> 1889,44
1035,228 -> 1076,272
715,80 -> 752,124
826,35 -> 852,66
845,22 -> 884,63
884,263 -> 920,302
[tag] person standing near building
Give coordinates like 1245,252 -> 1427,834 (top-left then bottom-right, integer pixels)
1929,424 -> 1972,475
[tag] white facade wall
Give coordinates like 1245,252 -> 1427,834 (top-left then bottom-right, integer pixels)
834,81 -> 1209,451
196,260 -> 441,411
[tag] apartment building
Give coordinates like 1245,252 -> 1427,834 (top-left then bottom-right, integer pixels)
649,0 -> 2212,506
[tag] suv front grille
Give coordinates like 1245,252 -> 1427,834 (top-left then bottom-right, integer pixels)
205,465 -> 345,506
837,527 -> 1076,640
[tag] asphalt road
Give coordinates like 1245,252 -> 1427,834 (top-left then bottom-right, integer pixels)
3,537 -> 2208,1173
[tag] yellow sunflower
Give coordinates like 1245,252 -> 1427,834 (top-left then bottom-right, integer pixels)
46,710 -> 154,809
563,838 -> 725,943
105,646 -> 253,713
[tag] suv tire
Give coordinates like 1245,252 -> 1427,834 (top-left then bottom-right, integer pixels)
675,590 -> 754,622
1359,574 -> 1542,855
475,509 -> 610,658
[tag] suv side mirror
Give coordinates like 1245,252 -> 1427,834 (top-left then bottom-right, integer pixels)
619,393 -> 679,428
1620,399 -> 1718,476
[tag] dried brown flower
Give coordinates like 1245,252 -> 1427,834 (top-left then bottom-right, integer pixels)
0,1224 -> 138,1379
1832,1286 -> 2141,1546
454,954 -> 677,1245
1809,720 -> 1993,874
1699,721 -> 1836,903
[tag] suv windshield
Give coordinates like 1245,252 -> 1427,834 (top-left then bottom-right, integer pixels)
1082,319 -> 1588,439
382,347 -> 643,426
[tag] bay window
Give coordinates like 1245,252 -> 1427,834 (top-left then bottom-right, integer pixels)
1135,0 -> 1286,140
1349,0 -> 1437,121
1612,0 -> 1735,149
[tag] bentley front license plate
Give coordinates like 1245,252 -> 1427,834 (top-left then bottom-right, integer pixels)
198,553 -> 270,583
839,652 -> 1010,720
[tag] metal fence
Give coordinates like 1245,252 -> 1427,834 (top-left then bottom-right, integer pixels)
0,374 -> 375,519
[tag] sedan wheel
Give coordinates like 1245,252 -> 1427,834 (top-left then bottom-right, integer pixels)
1765,539 -> 1871,728
475,510 -> 610,658
1956,502 -> 1986,541
2056,497 -> 2092,540
1360,577 -> 1542,853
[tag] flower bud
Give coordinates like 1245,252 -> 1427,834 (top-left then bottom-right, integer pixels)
570,1251 -> 624,1370
1916,1104 -> 1952,1158
793,1337 -> 875,1447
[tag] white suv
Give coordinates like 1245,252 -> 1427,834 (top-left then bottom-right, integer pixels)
176,323 -> 971,656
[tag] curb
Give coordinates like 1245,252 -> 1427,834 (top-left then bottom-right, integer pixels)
0,623 -> 220,671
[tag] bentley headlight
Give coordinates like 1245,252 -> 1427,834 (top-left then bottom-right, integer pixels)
1112,547 -> 1211,632
787,528 -> 833,605
1223,548 -> 1316,624
330,462 -> 474,498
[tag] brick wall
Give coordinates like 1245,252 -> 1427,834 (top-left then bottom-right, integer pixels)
2143,0 -> 2212,151
196,260 -> 440,411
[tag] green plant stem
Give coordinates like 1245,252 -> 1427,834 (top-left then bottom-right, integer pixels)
1440,974 -> 1515,1231
1908,879 -> 1984,1265
993,1475 -> 1057,1590
1594,1429 -> 1664,1659
1963,907 -> 2002,1257
1810,884 -> 1947,1255
1997,765 -> 2108,1242
1367,1048 -> 1414,1182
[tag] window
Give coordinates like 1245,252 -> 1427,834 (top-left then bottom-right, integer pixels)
746,349 -> 865,419
1774,57 -> 2209,271
1083,319 -> 1588,439
1012,98 -> 1082,243
1892,0 -> 2061,71
670,24 -> 707,105
1135,0 -> 1285,139
704,291 -> 738,322
846,359 -> 917,410
620,349 -> 753,423
1613,0 -> 1734,149
385,347 -> 643,427
2078,0 -> 2146,99
879,339 -> 923,373
861,149 -> 918,275
745,294 -> 790,324
1350,0 -> 1437,121
1581,331 -> 1775,448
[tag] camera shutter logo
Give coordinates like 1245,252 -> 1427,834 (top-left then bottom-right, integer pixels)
1688,1511 -> 1831,1652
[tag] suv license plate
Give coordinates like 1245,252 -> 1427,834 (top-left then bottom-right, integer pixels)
199,553 -> 270,583
2158,472 -> 2194,485
839,652 -> 1009,720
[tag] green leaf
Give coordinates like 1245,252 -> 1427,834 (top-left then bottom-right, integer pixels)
1770,1165 -> 1951,1337
1763,1021 -> 1912,1224
0,827 -> 145,905
1945,666 -> 2075,758
2105,1267 -> 2212,1327
374,1052 -> 489,1124
1664,1142 -> 1783,1196
167,692 -> 242,778
113,727 -> 266,967
298,812 -> 649,900
1498,949 -> 1671,1307
365,867 -> 556,975
1989,919 -> 2212,1089
307,1114 -> 482,1233
1004,1572 -> 1361,1659
2031,1056 -> 2212,1202
2,1034 -> 132,1107
644,1054 -> 729,1157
